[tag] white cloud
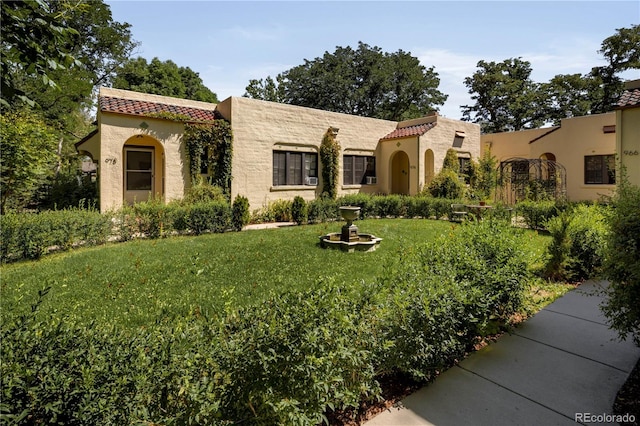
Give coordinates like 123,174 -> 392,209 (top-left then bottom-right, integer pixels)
224,24 -> 286,42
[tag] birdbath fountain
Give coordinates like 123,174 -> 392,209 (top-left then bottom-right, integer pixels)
319,206 -> 382,252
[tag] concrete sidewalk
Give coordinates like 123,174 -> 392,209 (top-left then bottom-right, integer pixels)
366,280 -> 640,426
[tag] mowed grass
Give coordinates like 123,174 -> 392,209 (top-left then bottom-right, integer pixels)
1,219 -> 555,328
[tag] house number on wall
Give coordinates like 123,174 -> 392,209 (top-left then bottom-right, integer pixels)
104,157 -> 117,165
623,150 -> 639,156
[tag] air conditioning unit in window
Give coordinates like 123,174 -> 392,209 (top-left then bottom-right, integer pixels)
306,177 -> 318,186
366,176 -> 377,185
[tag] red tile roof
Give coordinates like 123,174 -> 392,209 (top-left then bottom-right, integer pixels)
617,88 -> 640,108
100,96 -> 219,122
381,122 -> 436,140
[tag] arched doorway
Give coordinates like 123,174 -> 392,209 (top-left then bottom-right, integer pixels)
424,149 -> 434,185
123,135 -> 164,205
390,151 -> 410,195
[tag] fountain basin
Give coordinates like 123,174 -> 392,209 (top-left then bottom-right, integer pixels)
319,233 -> 382,252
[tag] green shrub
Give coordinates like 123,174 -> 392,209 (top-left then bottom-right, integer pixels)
187,201 -> 230,235
337,193 -> 375,218
602,181 -> 640,346
291,196 -> 308,225
231,194 -> 250,231
307,196 -> 338,223
427,169 -> 465,199
183,182 -> 227,204
270,199 -> 293,222
372,194 -> 406,217
544,205 -> 608,281
0,208 -> 109,261
132,198 -> 171,239
516,200 -> 566,229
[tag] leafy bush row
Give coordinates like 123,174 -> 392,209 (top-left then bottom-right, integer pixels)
0,208 -> 110,261
252,194 -> 478,224
1,221 -> 534,424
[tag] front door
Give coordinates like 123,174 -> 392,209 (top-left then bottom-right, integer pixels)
124,147 -> 154,204
391,151 -> 410,195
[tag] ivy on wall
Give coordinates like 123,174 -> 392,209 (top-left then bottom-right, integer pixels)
184,121 -> 233,197
319,127 -> 341,198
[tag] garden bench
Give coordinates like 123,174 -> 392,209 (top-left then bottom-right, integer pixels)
450,204 -> 469,222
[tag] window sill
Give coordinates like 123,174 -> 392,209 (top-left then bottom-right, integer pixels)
342,184 -> 377,189
270,185 -> 318,192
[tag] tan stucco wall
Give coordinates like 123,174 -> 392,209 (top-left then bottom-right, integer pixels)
482,113 -> 616,201
98,113 -> 189,212
220,97 -> 399,209
420,116 -> 481,192
617,106 -> 640,186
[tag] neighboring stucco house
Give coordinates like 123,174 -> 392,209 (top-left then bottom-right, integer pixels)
616,79 -> 640,187
481,112 -> 617,201
77,87 -> 480,212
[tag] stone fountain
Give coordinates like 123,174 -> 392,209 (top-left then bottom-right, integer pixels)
319,206 -> 382,252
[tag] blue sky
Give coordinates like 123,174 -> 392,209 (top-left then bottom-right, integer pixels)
106,1 -> 640,120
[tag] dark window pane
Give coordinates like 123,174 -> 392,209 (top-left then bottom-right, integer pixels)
288,153 -> 302,185
343,156 -> 353,185
126,150 -> 152,171
273,152 -> 286,186
127,172 -> 152,190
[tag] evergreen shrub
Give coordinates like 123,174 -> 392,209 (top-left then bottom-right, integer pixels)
291,196 -> 308,225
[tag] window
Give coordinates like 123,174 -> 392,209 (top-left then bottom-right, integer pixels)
458,157 -> 471,184
343,155 -> 376,185
125,148 -> 153,191
273,151 -> 318,186
585,155 -> 615,184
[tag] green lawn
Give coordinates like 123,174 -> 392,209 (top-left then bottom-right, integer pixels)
1,219 -> 559,328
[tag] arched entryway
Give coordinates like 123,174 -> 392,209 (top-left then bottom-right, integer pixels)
424,149 -> 434,185
390,150 -> 410,195
123,135 -> 164,205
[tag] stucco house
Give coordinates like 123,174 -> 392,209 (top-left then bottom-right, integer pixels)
616,79 -> 640,186
480,112 -> 617,202
76,87 -> 480,212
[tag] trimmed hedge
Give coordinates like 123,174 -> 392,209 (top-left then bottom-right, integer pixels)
1,208 -> 110,261
1,220 -> 534,424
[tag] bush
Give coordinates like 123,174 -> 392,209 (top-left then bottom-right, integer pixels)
427,169 -> 465,199
307,196 -> 338,223
0,208 -> 110,262
291,196 -> 308,225
544,205 -> 608,282
516,200 -> 565,229
183,182 -> 227,204
602,181 -> 640,346
231,195 -> 250,231
187,201 -> 231,235
372,194 -> 406,218
337,193 -> 375,218
132,198 -> 171,239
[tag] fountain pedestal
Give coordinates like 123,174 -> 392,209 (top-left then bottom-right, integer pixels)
319,206 -> 382,252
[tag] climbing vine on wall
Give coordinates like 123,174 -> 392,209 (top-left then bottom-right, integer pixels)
184,120 -> 233,197
319,127 -> 341,199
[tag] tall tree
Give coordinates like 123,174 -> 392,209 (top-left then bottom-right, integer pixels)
590,24 -> 640,113
461,58 -> 548,133
0,0 -> 81,107
541,73 -> 602,124
244,42 -> 447,121
113,57 -> 218,103
244,76 -> 285,102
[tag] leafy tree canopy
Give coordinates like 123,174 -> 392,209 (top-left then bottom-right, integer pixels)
245,42 -> 447,121
113,57 -> 218,103
462,25 -> 639,133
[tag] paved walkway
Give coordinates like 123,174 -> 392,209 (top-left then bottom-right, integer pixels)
366,280 -> 640,426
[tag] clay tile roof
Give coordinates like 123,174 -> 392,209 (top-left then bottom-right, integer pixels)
617,87 -> 640,108
100,96 -> 220,122
381,122 -> 436,140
